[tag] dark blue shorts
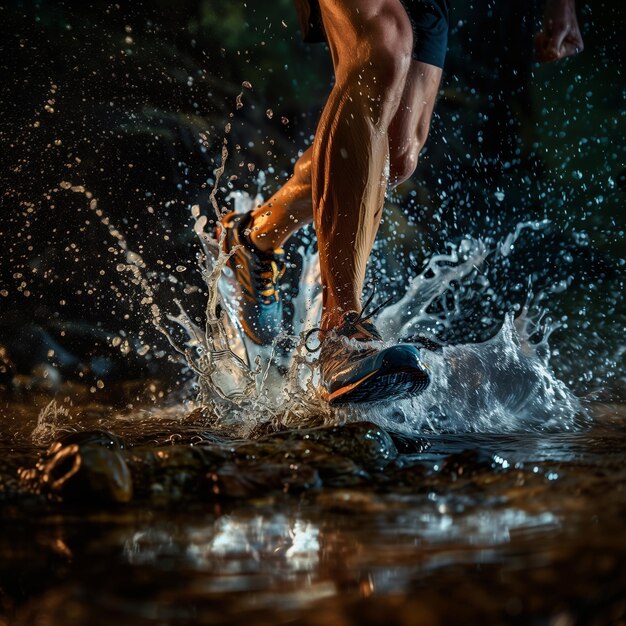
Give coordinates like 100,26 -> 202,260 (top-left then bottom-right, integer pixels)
294,0 -> 449,69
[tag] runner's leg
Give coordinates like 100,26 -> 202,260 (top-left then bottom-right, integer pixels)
249,146 -> 313,252
248,60 -> 440,254
388,60 -> 442,185
312,0 -> 415,330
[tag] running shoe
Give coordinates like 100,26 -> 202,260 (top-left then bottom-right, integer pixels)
216,211 -> 286,345
314,311 -> 430,405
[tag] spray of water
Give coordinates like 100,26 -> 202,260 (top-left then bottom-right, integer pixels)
46,173 -> 584,440
160,190 -> 585,437
31,399 -> 71,445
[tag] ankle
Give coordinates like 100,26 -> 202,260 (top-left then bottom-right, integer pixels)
247,210 -> 283,253
249,228 -> 277,253
320,307 -> 359,333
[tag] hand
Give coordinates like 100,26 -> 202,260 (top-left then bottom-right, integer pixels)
535,0 -> 584,63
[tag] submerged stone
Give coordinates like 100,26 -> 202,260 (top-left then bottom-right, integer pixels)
263,421 -> 399,470
16,424 -> 404,505
439,448 -> 499,478
47,429 -> 125,451
123,444 -> 229,501
210,462 -> 321,498
20,430 -> 132,503
39,443 -> 132,504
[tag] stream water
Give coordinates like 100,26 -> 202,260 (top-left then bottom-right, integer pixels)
2,398 -> 626,625
1,194 -> 625,624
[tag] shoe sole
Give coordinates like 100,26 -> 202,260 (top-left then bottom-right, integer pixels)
324,366 -> 430,405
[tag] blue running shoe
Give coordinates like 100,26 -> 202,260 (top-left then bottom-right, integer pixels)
217,211 -> 286,345
314,311 -> 430,405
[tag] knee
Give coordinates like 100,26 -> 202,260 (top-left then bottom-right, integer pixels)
293,149 -> 312,183
389,120 -> 432,186
389,139 -> 419,186
343,5 -> 413,98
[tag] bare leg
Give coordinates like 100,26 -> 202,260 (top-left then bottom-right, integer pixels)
388,61 -> 442,185
311,0 -> 418,330
248,59 -> 441,255
248,147 -> 314,252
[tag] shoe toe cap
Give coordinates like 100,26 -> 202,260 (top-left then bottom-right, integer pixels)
379,344 -> 424,370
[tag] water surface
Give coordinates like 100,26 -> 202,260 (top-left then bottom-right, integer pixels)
2,397 -> 625,625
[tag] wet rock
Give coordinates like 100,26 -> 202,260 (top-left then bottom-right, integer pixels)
264,422 -> 398,471
49,429 -> 125,451
233,440 -> 284,463
31,442 -> 132,504
309,453 -> 371,488
124,444 -> 224,501
381,461 -> 429,490
209,462 -> 321,498
389,432 -> 431,454
16,424 -> 404,505
233,439 -> 371,488
439,449 -> 498,479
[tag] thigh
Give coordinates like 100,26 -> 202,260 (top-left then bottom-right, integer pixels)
299,0 -> 449,71
317,0 -> 414,71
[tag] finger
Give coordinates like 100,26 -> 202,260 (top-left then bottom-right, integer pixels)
560,37 -> 584,58
535,32 -> 559,63
570,30 -> 584,53
543,22 -> 569,59
551,22 -> 569,53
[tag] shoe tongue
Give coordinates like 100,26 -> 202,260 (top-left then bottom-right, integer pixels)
254,250 -> 285,278
338,312 -> 382,342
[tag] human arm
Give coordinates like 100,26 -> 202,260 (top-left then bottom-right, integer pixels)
535,0 -> 584,63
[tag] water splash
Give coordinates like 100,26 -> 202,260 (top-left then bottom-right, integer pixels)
46,180 -> 584,438
339,313 -> 582,435
31,399 -> 72,445
164,192 -> 584,437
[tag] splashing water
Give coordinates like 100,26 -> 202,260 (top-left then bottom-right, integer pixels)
31,399 -> 72,445
48,174 -> 584,439
161,190 -> 584,437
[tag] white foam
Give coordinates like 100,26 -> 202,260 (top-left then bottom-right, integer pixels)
165,195 -> 584,436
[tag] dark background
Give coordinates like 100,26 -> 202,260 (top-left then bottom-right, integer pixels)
0,0 -> 624,399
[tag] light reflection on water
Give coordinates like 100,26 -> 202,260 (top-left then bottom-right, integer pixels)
123,507 -> 557,574
2,403 -> 626,625
125,516 -> 321,567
